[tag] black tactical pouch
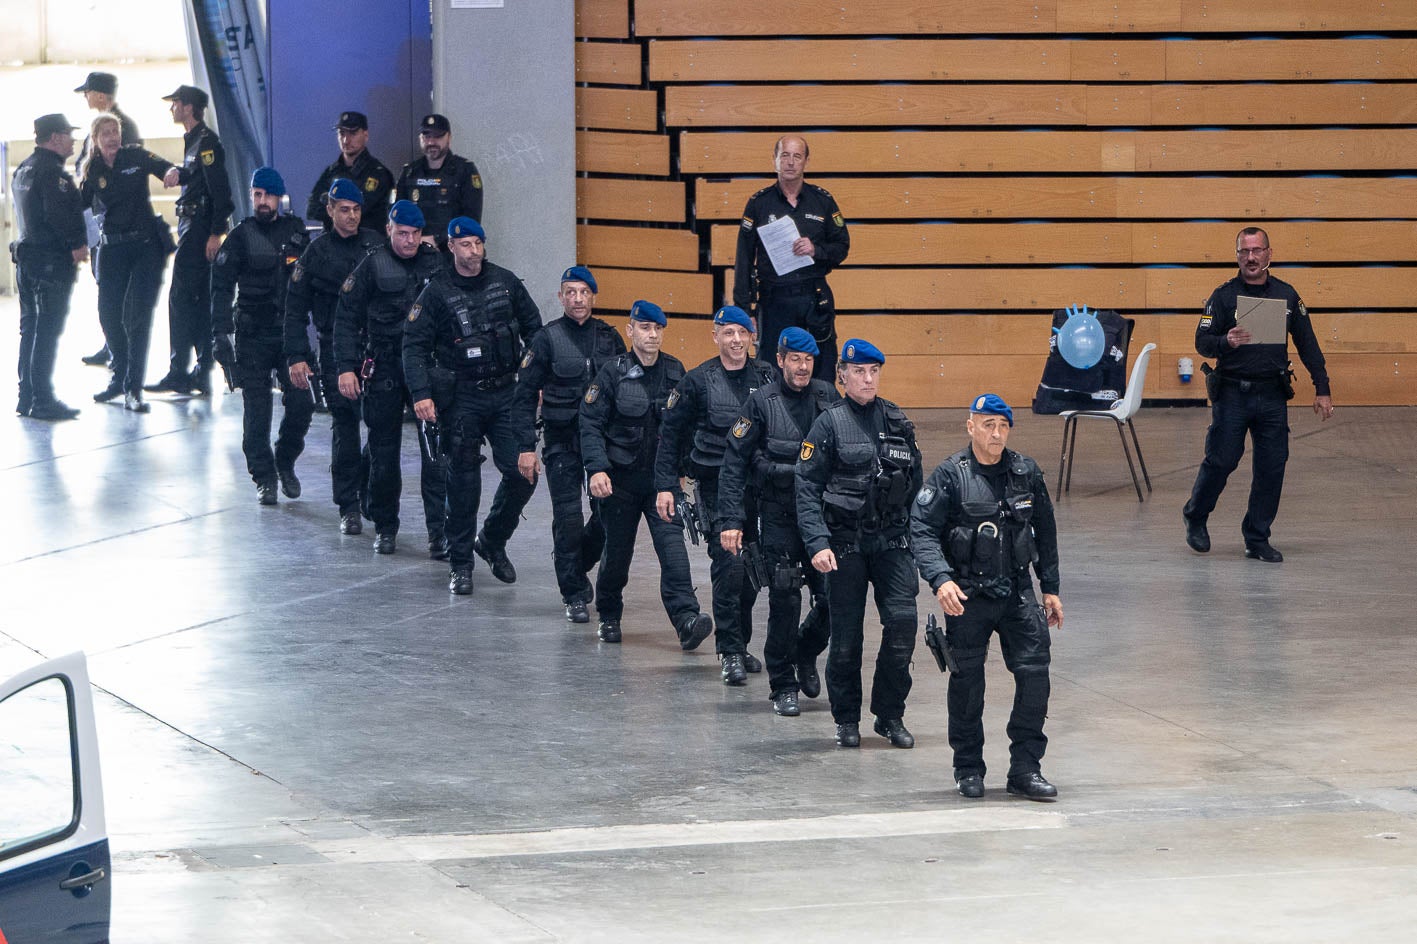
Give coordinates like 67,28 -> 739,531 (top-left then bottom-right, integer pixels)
1201,362 -> 1220,402
1279,361 -> 1296,401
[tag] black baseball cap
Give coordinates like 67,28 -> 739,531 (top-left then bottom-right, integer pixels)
420,114 -> 451,135
335,111 -> 369,131
163,85 -> 209,109
74,71 -> 117,95
34,114 -> 80,139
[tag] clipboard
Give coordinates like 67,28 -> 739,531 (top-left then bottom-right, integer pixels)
1234,296 -> 1288,345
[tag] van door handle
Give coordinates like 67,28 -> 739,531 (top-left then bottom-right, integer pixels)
60,868 -> 107,890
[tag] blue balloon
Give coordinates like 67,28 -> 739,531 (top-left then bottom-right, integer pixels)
1053,304 -> 1105,369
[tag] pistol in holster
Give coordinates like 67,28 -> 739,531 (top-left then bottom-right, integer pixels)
924,614 -> 958,674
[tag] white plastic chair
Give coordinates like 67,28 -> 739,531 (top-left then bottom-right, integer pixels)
1056,342 -> 1156,502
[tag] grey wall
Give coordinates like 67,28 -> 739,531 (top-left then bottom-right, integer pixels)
431,1 -> 575,318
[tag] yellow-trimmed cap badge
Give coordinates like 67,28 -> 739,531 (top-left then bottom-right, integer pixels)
200,149 -> 215,166
731,417 -> 751,439
364,176 -> 378,192
584,384 -> 599,404
844,343 -> 855,359
799,441 -> 815,461
408,303 -> 421,323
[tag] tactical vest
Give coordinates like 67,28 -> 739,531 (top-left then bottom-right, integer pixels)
943,449 -> 1039,599
605,355 -> 685,468
758,381 -> 835,498
304,232 -> 379,332
437,277 -> 520,381
821,398 -> 915,534
367,247 -> 438,341
236,219 -> 305,322
689,362 -> 769,471
541,318 -> 620,428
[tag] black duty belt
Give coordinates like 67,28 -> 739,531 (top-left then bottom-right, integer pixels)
1219,374 -> 1282,394
760,280 -> 816,297
457,372 -> 516,392
99,229 -> 152,246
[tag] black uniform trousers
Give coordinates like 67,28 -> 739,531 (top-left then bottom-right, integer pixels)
444,381 -> 536,569
1183,380 -> 1290,547
595,467 -> 698,625
95,239 -> 165,395
544,435 -> 602,605
944,579 -> 1051,779
754,283 -> 837,381
824,539 -> 918,725
695,475 -> 758,656
166,235 -> 213,379
361,349 -> 446,540
316,335 -> 364,517
759,499 -> 830,697
15,250 -> 77,410
235,328 -> 313,486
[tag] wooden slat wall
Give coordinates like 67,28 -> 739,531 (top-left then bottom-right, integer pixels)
574,1 -> 1417,406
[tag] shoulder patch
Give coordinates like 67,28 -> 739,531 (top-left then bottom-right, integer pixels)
520,349 -> 534,369
341,274 -> 356,293
916,485 -> 936,507
408,303 -> 421,323
741,216 -> 754,230
832,212 -> 844,227
58,177 -> 71,191
666,389 -> 680,409
1297,299 -> 1308,319
799,441 -> 815,462
471,173 -> 483,189
584,384 -> 599,404
200,149 -> 215,166
215,250 -> 228,265
731,417 -> 751,438
364,176 -> 379,192
291,263 -> 303,283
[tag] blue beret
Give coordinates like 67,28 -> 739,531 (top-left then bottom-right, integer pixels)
328,177 -> 363,206
969,392 -> 1014,427
840,338 -> 885,365
388,200 -> 425,229
447,216 -> 484,240
629,300 -> 666,326
560,265 -> 598,294
713,306 -> 754,332
777,326 -> 818,356
249,166 -> 286,197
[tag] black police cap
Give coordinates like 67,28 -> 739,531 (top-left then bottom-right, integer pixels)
162,85 -> 209,109
335,111 -> 369,131
74,71 -> 117,95
420,114 -> 451,135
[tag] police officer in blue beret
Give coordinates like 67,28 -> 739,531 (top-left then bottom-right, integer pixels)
307,111 -> 396,234
285,178 -> 384,531
404,217 -> 543,595
910,394 -> 1064,800
209,167 -> 312,504
512,265 -> 625,619
719,327 -> 841,715
655,306 -> 777,685
580,301 -> 711,647
796,338 -> 922,747
334,199 -> 446,556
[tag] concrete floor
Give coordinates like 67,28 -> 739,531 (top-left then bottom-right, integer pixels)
3,281 -> 1416,942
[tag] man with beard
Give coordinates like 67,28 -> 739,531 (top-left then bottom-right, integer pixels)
719,327 -> 840,716
513,266 -> 625,620
796,339 -> 922,749
396,114 -> 484,250
286,178 -> 383,532
655,306 -> 776,685
333,200 -> 445,555
580,301 -> 712,648
404,217 -> 543,596
210,167 -> 312,505
146,85 -> 232,398
307,111 -> 395,234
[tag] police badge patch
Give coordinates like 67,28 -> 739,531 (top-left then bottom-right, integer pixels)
471,174 -> 483,189
342,274 -> 356,293
799,441 -> 815,461
408,303 -> 421,322
364,177 -> 378,192
731,417 -> 751,438
411,188 -> 419,201
741,216 -> 754,230
832,212 -> 844,227
201,150 -> 215,166
916,485 -> 936,506
291,264 -> 303,283
666,390 -> 680,409
584,384 -> 599,404
520,349 -> 534,369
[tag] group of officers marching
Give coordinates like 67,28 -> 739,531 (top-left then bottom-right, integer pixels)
14,90 -> 1068,800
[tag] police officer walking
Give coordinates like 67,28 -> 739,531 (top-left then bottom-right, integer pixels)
1183,227 -> 1334,562
404,217 -> 542,595
286,179 -> 383,532
147,86 -> 233,398
396,114 -> 484,250
719,327 -> 840,715
307,112 -> 395,234
796,339 -> 921,748
734,135 -> 850,380
910,394 -> 1064,800
333,200 -> 446,555
580,301 -> 713,648
210,167 -> 313,505
513,266 -> 625,619
13,114 -> 89,420
79,113 -> 175,412
74,70 -> 142,369
656,306 -> 776,685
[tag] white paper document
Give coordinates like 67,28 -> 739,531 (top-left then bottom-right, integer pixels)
757,215 -> 814,277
